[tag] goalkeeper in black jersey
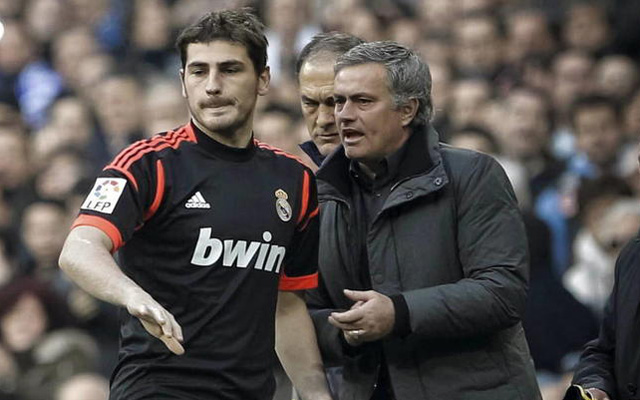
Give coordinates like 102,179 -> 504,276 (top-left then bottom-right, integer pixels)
59,8 -> 332,400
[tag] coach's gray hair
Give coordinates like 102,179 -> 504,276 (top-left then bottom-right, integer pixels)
335,41 -> 433,129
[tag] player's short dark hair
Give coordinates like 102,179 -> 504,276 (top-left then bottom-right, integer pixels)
175,8 -> 268,74
295,32 -> 364,79
569,94 -> 621,132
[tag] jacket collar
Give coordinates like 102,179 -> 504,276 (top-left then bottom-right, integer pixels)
299,140 -> 326,167
317,124 -> 447,201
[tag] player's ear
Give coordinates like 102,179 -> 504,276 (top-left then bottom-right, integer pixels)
257,66 -> 270,96
179,69 -> 187,98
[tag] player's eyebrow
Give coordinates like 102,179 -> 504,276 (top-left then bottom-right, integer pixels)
186,61 -> 209,69
217,60 -> 245,69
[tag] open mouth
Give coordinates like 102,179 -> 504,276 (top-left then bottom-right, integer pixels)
341,128 -> 364,145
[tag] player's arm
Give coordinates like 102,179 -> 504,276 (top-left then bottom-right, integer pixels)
276,290 -> 332,400
59,225 -> 184,355
277,168 -> 330,398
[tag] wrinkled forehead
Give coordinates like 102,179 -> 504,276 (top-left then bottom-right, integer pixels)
299,56 -> 336,82
334,63 -> 389,94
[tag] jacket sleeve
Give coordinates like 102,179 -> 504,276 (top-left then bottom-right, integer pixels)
305,201 -> 369,365
404,153 -> 529,338
567,243 -> 630,399
306,277 -> 350,366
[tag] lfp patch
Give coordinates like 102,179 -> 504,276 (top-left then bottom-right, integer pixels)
81,178 -> 127,214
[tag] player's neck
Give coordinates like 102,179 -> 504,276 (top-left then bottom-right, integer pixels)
192,118 -> 253,149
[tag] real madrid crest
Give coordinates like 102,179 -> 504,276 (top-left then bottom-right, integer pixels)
275,189 -> 292,222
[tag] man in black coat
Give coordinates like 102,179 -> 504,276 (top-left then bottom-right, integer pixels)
566,234 -> 640,400
307,40 -> 541,400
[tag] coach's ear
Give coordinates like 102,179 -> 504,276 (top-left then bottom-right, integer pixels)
257,66 -> 270,96
400,98 -> 419,128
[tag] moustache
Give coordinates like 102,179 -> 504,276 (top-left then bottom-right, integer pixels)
200,98 -> 234,108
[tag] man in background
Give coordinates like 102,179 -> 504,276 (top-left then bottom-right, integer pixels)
296,32 -> 364,167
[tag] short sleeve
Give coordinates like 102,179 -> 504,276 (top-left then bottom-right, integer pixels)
279,168 -> 319,291
72,148 -> 165,252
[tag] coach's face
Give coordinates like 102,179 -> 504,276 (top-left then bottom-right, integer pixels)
298,58 -> 340,156
181,40 -> 269,143
334,63 -> 416,167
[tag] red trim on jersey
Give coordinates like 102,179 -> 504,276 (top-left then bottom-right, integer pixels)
104,126 -> 194,188
255,140 -> 306,164
105,165 -> 139,191
278,271 -> 318,291
184,123 -> 197,142
72,215 -> 124,253
111,126 -> 186,167
298,206 -> 318,231
103,126 -> 193,190
122,130 -> 190,170
297,170 -> 310,225
117,128 -> 191,170
144,159 -> 165,221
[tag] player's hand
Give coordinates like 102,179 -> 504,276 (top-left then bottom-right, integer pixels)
328,289 -> 395,344
585,388 -> 610,400
125,292 -> 184,355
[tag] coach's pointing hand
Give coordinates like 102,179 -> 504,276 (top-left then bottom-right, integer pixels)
126,292 -> 185,355
328,289 -> 395,344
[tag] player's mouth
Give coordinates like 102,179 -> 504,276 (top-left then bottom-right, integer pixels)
202,99 -> 234,109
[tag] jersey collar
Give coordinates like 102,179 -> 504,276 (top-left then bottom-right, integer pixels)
190,121 -> 256,162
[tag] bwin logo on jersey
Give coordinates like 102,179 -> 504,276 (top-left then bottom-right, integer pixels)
190,228 -> 286,273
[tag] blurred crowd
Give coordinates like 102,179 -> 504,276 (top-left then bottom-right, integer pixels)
0,0 -> 639,399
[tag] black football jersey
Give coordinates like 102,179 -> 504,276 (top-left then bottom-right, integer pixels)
73,122 -> 319,400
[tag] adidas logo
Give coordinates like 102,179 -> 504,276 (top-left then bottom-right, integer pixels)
185,191 -> 211,209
